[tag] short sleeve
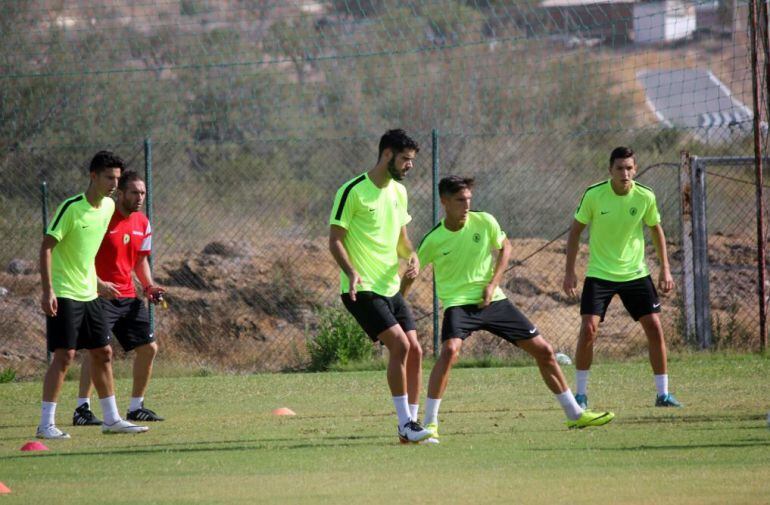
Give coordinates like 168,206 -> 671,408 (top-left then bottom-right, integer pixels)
139,219 -> 152,255
484,213 -> 506,249
574,189 -> 593,225
46,201 -> 74,242
329,184 -> 355,230
643,193 -> 661,227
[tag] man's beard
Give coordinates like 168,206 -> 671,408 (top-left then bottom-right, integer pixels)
387,157 -> 403,181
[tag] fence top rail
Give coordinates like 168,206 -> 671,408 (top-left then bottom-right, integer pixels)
692,156 -> 770,166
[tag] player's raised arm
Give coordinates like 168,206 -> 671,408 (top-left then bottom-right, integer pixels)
562,219 -> 586,298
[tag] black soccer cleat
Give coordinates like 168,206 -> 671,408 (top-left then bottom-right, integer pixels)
126,403 -> 165,422
73,403 -> 103,426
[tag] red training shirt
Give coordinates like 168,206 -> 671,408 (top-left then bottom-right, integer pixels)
95,210 -> 152,298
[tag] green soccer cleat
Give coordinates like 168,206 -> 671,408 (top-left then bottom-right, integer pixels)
574,393 -> 588,409
421,422 -> 439,444
655,393 -> 682,407
566,410 -> 615,429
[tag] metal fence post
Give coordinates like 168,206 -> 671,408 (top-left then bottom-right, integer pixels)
41,181 -> 51,365
691,157 -> 712,348
431,128 -> 440,357
144,138 -> 155,334
679,152 -> 696,346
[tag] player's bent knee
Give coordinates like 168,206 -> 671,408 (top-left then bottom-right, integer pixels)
137,341 -> 158,358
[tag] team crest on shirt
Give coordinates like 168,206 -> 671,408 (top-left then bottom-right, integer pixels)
123,233 -> 131,244
473,233 -> 481,243
629,207 -> 638,216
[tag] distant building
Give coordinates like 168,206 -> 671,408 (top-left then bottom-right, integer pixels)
540,0 -> 636,44
634,1 -> 696,43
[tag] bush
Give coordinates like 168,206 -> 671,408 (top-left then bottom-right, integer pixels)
0,367 -> 16,383
307,306 -> 373,371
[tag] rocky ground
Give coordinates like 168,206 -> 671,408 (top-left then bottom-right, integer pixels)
1,235 -> 762,378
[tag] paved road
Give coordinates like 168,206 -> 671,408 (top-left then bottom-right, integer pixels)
637,68 -> 752,132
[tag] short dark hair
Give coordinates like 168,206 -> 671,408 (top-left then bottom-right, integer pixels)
438,175 -> 475,197
89,151 -> 125,174
118,170 -> 143,191
378,129 -> 419,160
609,146 -> 635,166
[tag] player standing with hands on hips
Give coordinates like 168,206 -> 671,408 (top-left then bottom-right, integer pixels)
563,146 -> 681,409
328,129 -> 432,444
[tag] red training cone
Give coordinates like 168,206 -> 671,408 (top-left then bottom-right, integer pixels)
20,441 -> 49,451
272,407 -> 296,416
0,482 -> 11,494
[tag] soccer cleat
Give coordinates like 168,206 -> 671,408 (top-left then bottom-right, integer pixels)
36,425 -> 71,439
655,393 -> 682,407
398,420 -> 432,444
421,422 -> 440,444
566,410 -> 615,429
101,419 -> 149,434
73,403 -> 102,426
574,393 -> 588,409
126,403 -> 165,422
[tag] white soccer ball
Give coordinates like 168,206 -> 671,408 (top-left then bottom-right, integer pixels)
555,352 -> 572,365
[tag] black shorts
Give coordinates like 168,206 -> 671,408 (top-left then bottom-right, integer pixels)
341,291 -> 416,341
441,299 -> 539,344
580,276 -> 661,322
102,297 -> 154,352
46,298 -> 110,352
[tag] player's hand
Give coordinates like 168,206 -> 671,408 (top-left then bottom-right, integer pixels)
144,284 -> 166,305
562,271 -> 579,298
479,283 -> 496,308
41,289 -> 57,317
658,268 -> 675,294
348,271 -> 363,302
404,253 -> 420,280
98,280 -> 121,299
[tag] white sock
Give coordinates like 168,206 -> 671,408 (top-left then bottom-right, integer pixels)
409,403 -> 419,422
423,397 -> 442,426
129,397 -> 144,412
654,374 -> 668,396
392,395 -> 411,427
99,395 -> 121,425
556,389 -> 584,421
576,369 -> 590,395
77,397 -> 90,408
40,401 -> 56,427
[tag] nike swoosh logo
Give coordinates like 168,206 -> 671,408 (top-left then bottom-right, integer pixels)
368,208 -> 375,212
529,328 -> 537,334
653,303 -> 661,309
442,251 -> 450,256
81,225 -> 89,228
600,211 -> 609,215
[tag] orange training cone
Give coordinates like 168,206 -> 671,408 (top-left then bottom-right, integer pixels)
272,407 -> 296,416
0,482 -> 11,494
20,441 -> 49,451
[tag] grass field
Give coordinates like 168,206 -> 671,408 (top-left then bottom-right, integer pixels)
1,353 -> 769,504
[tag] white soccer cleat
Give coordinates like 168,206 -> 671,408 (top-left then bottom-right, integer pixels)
398,421 -> 432,443
36,425 -> 71,439
101,419 -> 149,434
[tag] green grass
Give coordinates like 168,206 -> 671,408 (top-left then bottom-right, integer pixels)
1,353 -> 769,504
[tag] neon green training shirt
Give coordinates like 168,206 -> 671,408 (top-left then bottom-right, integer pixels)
46,193 -> 115,301
418,211 -> 507,308
574,180 -> 660,282
329,173 -> 411,297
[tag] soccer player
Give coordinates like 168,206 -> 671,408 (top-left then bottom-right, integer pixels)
401,176 -> 614,442
562,146 -> 680,408
73,170 -> 166,426
38,151 -> 149,439
328,129 -> 431,444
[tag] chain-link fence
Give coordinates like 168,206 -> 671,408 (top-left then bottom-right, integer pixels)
1,1 -> 768,375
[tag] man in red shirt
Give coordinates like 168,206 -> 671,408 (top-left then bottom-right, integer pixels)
73,170 -> 166,425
